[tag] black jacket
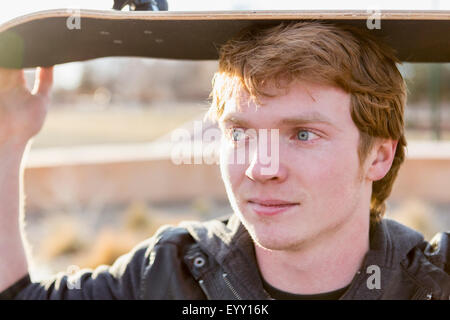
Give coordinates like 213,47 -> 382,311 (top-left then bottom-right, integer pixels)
1,214 -> 450,300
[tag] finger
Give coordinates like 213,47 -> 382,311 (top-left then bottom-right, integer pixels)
32,66 -> 53,96
0,68 -> 25,91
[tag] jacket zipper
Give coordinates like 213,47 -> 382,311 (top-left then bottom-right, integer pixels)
198,279 -> 213,300
411,287 -> 433,300
222,273 -> 242,300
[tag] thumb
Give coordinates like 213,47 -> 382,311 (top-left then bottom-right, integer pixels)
32,66 -> 54,96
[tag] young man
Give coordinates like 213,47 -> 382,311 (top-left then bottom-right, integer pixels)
0,21 -> 449,300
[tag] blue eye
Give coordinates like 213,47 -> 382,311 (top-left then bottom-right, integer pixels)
297,130 -> 310,141
231,128 -> 245,141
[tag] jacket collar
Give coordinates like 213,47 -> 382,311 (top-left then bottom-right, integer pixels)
183,213 -> 425,299
183,214 -> 271,299
340,218 -> 425,299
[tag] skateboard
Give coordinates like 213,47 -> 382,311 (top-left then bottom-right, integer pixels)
0,9 -> 449,68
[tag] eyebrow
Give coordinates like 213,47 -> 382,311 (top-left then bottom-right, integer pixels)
220,112 -> 336,129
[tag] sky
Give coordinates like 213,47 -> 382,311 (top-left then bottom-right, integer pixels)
1,0 -> 448,89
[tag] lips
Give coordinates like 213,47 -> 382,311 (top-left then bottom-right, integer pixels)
247,198 -> 300,216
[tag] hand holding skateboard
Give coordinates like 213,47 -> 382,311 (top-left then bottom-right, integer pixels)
0,67 -> 53,295
0,67 -> 53,149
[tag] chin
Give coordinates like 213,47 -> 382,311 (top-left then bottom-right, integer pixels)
240,217 -> 312,251
252,233 -> 310,251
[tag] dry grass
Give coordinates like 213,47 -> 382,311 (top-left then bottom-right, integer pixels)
39,215 -> 86,259
75,228 -> 140,269
388,199 -> 440,241
35,201 -> 203,271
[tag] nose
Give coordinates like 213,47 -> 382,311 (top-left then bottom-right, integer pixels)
245,130 -> 287,183
245,157 -> 288,183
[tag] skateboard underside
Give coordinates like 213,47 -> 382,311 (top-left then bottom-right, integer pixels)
0,10 -> 449,68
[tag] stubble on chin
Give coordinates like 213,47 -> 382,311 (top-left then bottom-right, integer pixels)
243,206 -> 356,253
239,215 -> 309,252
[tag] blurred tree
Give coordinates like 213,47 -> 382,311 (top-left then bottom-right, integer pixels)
405,63 -> 449,104
58,60 -> 450,115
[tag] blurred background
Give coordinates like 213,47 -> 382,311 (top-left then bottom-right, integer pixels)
1,0 -> 449,280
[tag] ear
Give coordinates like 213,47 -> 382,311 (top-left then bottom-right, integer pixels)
365,139 -> 398,182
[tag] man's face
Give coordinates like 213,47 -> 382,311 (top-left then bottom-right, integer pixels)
218,80 -> 370,251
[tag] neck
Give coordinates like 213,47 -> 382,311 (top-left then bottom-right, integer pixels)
255,208 -> 370,295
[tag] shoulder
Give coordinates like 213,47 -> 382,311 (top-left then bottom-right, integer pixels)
423,231 -> 450,274
106,222 -> 198,277
405,230 -> 450,299
375,219 -> 450,299
137,219 -> 212,263
147,222 -> 200,254
136,221 -> 212,299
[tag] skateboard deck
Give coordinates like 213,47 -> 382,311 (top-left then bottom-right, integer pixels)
0,9 -> 449,68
